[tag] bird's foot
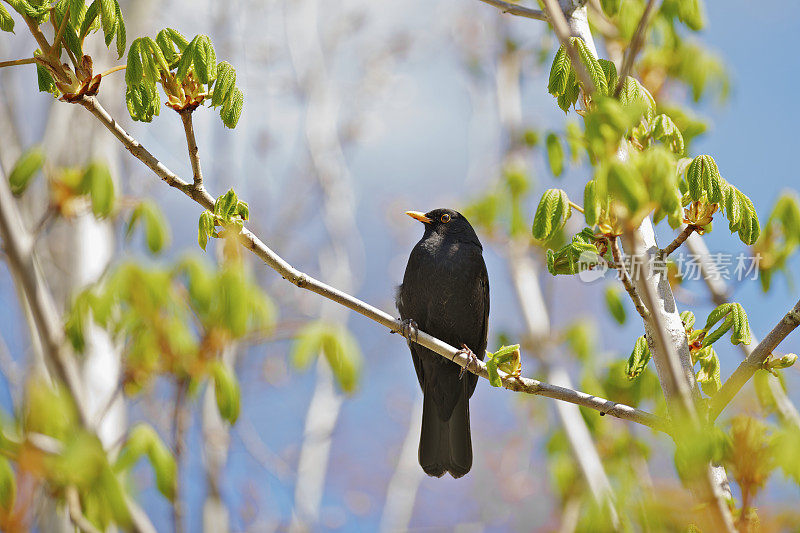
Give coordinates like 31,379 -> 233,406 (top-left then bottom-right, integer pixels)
398,318 -> 419,347
457,344 -> 478,379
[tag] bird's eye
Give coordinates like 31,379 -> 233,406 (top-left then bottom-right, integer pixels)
440,213 -> 451,223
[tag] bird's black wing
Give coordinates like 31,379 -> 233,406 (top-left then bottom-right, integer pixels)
466,258 -> 489,398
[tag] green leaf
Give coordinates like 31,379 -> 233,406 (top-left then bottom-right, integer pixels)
532,189 -> 571,241
125,38 -> 143,86
9,146 -> 44,195
557,69 -> 579,113
546,229 -> 602,276
115,424 -> 176,501
291,322 -> 362,393
599,58 -> 618,94
0,456 -> 15,513
571,36 -> 608,96
220,86 -> 243,128
198,210 -> 214,250
686,155 -> 722,203
625,335 -> 651,379
215,189 -> 238,219
583,179 -> 600,226
81,161 -> 115,218
545,133 -> 564,178
79,1 -> 100,41
606,160 -> 646,215
192,34 -> 216,84
99,0 -> 116,42
125,82 -> 160,122
175,35 -> 196,81
210,361 -> 240,424
113,0 -> 125,58
604,286 -> 626,325
0,3 -> 14,32
211,61 -> 236,107
548,45 -> 570,97
36,63 -> 59,96
485,344 -> 520,387
126,201 -> 171,254
680,310 -> 696,330
564,323 -> 595,361
696,346 -> 721,395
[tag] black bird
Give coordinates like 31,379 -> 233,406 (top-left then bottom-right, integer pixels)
397,208 -> 489,478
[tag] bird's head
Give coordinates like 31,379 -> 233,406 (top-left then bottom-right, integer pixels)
405,208 -> 482,247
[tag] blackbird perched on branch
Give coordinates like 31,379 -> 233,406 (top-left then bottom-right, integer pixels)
397,208 -> 489,478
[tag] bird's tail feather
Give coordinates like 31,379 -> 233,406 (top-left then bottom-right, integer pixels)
418,385 -> 472,479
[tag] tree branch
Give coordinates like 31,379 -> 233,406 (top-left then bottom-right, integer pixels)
69,95 -> 667,432
609,236 -> 650,320
179,110 -> 204,187
539,0 -> 597,94
477,0 -> 547,21
708,298 -> 800,421
614,0 -> 659,96
659,224 -> 697,257
685,232 -> 800,427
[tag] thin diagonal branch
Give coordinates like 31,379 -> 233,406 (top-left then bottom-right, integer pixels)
610,236 -> 650,320
685,233 -> 800,428
708,298 -> 800,421
660,224 -> 697,257
477,0 -> 547,21
71,95 -> 667,433
179,110 -> 204,187
614,0 -> 659,96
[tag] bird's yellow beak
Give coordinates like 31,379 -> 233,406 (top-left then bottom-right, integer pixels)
405,211 -> 431,224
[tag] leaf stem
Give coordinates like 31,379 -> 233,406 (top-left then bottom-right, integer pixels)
568,200 -> 584,214
0,57 -> 37,69
100,64 -> 127,77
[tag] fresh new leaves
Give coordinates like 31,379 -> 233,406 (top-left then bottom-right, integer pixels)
0,3 -> 14,32
485,344 -> 521,387
115,424 -> 176,500
8,146 -> 44,195
198,189 -> 249,250
125,200 -> 171,253
604,286 -> 626,325
686,154 -> 722,203
699,302 -> 752,347
545,133 -> 564,177
546,228 -> 604,275
626,335 -> 651,379
650,114 -> 685,154
683,154 -> 760,244
695,346 -> 721,395
590,146 -> 683,230
572,37 -> 608,96
209,361 -> 240,424
547,38 -> 612,112
125,29 -> 243,127
80,161 -> 115,217
754,192 -> 800,291
291,322 -> 363,393
532,188 -> 572,241
4,0 -> 50,24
